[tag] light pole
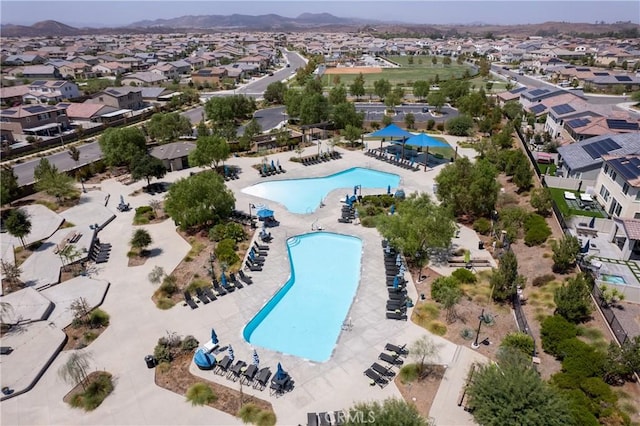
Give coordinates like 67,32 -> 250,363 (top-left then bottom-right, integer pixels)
472,309 -> 486,349
249,203 -> 256,228
80,178 -> 86,193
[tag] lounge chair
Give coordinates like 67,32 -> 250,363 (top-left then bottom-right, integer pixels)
203,287 -> 218,301
385,343 -> 409,356
278,165 -> 286,173
379,352 -> 404,365
248,254 -> 265,264
254,241 -> 269,251
371,362 -> 396,377
241,364 -> 258,384
212,278 -> 228,295
338,217 -> 352,223
245,261 -> 263,272
253,367 -> 271,390
238,269 -> 253,284
386,301 -> 407,311
386,311 -> 408,321
220,280 -> 235,293
215,356 -> 232,375
363,368 -> 388,388
388,292 -> 407,300
229,273 -> 244,289
227,360 -> 247,381
251,247 -> 268,256
195,287 -> 210,304
183,291 -> 198,309
307,413 -> 319,426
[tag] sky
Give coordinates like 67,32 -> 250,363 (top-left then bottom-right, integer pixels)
1,0 -> 639,27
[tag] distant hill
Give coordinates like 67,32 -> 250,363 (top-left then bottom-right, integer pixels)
1,20 -> 82,37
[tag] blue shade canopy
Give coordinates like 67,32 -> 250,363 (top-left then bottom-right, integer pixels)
275,362 -> 286,380
367,124 -> 413,138
403,133 -> 450,148
256,208 -> 274,218
194,348 -> 216,370
211,328 -> 218,345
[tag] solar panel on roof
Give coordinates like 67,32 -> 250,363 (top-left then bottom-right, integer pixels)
1,110 -> 17,115
568,118 -> 590,128
593,72 -> 609,76
30,80 -> 45,86
24,105 -> 47,113
552,104 -> 576,115
576,68 -> 590,71
106,89 -> 121,95
583,138 -> 622,160
530,104 -> 547,114
529,89 -> 547,97
610,157 -> 640,181
607,119 -> 639,131
51,81 -> 65,87
614,76 -> 632,82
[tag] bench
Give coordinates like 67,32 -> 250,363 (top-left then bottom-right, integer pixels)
576,227 -> 598,237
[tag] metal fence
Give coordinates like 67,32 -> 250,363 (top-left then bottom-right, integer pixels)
589,280 -> 629,345
512,292 -> 537,356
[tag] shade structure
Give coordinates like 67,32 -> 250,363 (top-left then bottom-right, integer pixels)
588,216 -> 596,229
120,195 -> 125,205
580,239 -> 590,254
271,160 -> 275,169
404,133 -> 450,149
252,349 -> 260,367
211,328 -> 219,345
194,348 -> 216,370
367,123 -> 413,139
276,159 -> 280,168
275,362 -> 286,380
256,208 -> 274,219
228,344 -> 235,361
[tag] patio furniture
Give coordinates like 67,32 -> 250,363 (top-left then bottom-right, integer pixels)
203,287 -> 217,301
384,343 -> 409,356
227,360 -> 247,381
564,191 -> 577,201
241,364 -> 258,384
307,413 -> 319,426
318,412 -> 331,426
386,311 -> 408,321
214,355 -> 232,375
183,291 -> 198,309
238,269 -> 253,284
253,367 -> 271,390
363,368 -> 388,388
245,261 -> 263,272
195,287 -> 211,304
371,362 -> 396,377
379,352 -> 404,365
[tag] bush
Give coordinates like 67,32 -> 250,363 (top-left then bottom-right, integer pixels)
154,343 -> 173,363
185,383 -> 217,406
430,276 -> 460,302
359,216 -> 378,228
181,335 -> 199,352
541,315 -> 578,357
214,238 -> 239,266
452,268 -> 477,284
426,119 -> 436,130
88,308 -> 110,328
559,338 -> 605,378
159,275 -> 178,296
500,332 -> 534,356
472,217 -> 492,235
209,223 -> 226,242
398,363 -> 420,383
70,372 -> 114,411
427,320 -> 447,335
524,213 -> 551,246
156,297 -> 175,310
135,206 -> 153,215
255,411 -> 277,426
238,403 -> 262,423
532,274 -> 556,287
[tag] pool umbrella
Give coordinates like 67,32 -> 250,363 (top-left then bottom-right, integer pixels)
271,159 -> 275,170
588,216 -> 596,229
262,163 -> 267,174
390,204 -> 395,215
221,273 -> 228,286
354,186 -> 358,196
399,264 -> 406,275
228,345 -> 234,361
384,244 -> 391,255
275,362 -> 286,381
211,328 -> 219,345
224,165 -> 229,176
252,349 -> 260,367
393,275 -> 399,289
256,208 -> 274,219
249,251 -> 255,262
387,185 -> 391,195
580,239 -> 590,254
276,159 -> 280,168
396,253 -> 402,266
120,195 -> 125,205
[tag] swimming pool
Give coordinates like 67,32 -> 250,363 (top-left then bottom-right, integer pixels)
601,274 -> 627,285
243,232 -> 362,362
242,167 -> 400,214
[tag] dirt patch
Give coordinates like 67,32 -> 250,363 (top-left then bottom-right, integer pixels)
62,371 -> 112,405
324,67 -> 382,75
395,365 -> 446,419
155,353 -> 273,418
127,253 -> 149,267
62,323 -> 108,351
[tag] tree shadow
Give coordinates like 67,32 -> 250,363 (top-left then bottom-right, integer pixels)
144,248 -> 163,258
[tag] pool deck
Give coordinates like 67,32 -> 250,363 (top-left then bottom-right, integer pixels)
1,138 -> 487,426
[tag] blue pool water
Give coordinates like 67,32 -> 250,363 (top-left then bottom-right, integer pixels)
601,274 -> 627,285
242,167 -> 400,214
243,232 -> 362,362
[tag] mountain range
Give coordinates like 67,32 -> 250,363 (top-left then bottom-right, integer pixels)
1,13 -> 638,37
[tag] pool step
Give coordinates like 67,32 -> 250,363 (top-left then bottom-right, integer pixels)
288,236 -> 301,247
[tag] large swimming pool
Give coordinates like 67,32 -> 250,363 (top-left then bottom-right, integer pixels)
243,232 -> 362,362
242,167 -> 400,214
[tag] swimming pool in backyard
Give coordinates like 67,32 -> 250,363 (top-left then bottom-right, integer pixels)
243,232 -> 362,362
241,167 -> 400,214
600,274 -> 627,285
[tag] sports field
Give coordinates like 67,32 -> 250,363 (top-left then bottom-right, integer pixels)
322,55 -> 475,88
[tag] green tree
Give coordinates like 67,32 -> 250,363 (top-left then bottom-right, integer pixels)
445,115 -> 474,136
164,171 -> 235,230
435,157 -> 499,218
427,91 -> 446,113
304,78 -> 323,95
131,154 -> 167,187
214,238 -> 239,266
431,276 -> 462,323
373,78 -> 391,100
130,228 -> 152,253
432,56 -> 438,66
33,158 -> 75,201
204,95 -> 255,126
478,57 -> 491,77
440,80 -> 471,105
0,259 -> 22,288
377,193 -> 456,277
457,91 -> 487,118
554,273 -> 593,323
331,102 -> 364,130
551,235 -> 581,274
381,115 -> 393,127
467,349 -> 572,426
500,332 -> 535,357
328,84 -> 347,105
530,187 -> 553,215
349,73 -> 366,100
188,135 -> 230,169
630,90 -> 640,104
341,124 -> 362,147
490,250 -> 524,302
146,112 -> 192,143
410,336 -> 439,378
503,101 -> 524,120
443,56 -> 452,66
284,89 -> 303,118
512,161 -> 533,191
404,112 -> 415,130
263,81 -> 287,104
344,398 -> 426,426
1,166 -> 20,206
5,208 -> 31,248
603,336 -> 640,385
99,127 -> 147,169
243,119 -> 262,140
412,80 -> 430,100
299,93 -> 329,125
185,383 -> 217,406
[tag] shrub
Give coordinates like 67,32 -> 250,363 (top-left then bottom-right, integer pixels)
154,343 -> 173,363
185,383 -> 217,406
71,372 -> 114,411
500,332 -> 534,356
83,331 -> 98,342
156,297 -> 175,310
472,217 -> 492,235
135,206 -> 153,215
181,335 -> 199,352
524,214 -> 551,246
88,308 -> 110,328
255,411 -> 277,426
541,315 -> 578,357
398,363 -> 420,383
532,274 -> 556,287
452,268 -> 477,284
427,320 -> 447,335
159,275 -> 178,296
430,276 -> 460,302
559,338 -> 605,379
214,238 -> 239,266
238,403 -> 262,423
554,274 -> 593,323
426,119 -> 436,130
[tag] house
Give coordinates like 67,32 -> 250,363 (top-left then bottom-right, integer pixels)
0,85 -> 30,107
20,65 -> 61,79
88,87 -> 144,110
236,55 -> 269,71
557,133 -> 640,180
169,59 -> 191,75
564,116 -> 639,142
191,67 -> 228,86
149,141 -> 196,171
22,80 -> 81,104
120,72 -> 167,86
92,62 -> 129,76
2,54 -> 46,66
609,218 -> 640,261
0,104 -> 70,143
57,62 -> 94,79
60,102 -> 118,122
594,154 -> 640,219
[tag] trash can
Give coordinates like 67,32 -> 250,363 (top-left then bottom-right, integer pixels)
478,241 -> 484,250
144,355 -> 156,369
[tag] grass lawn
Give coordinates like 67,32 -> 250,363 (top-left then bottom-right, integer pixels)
548,187 -> 605,218
537,162 -> 557,175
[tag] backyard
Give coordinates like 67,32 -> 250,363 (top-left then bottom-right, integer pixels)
548,187 -> 607,218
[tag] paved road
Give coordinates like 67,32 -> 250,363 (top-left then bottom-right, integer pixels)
356,102 -> 458,123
